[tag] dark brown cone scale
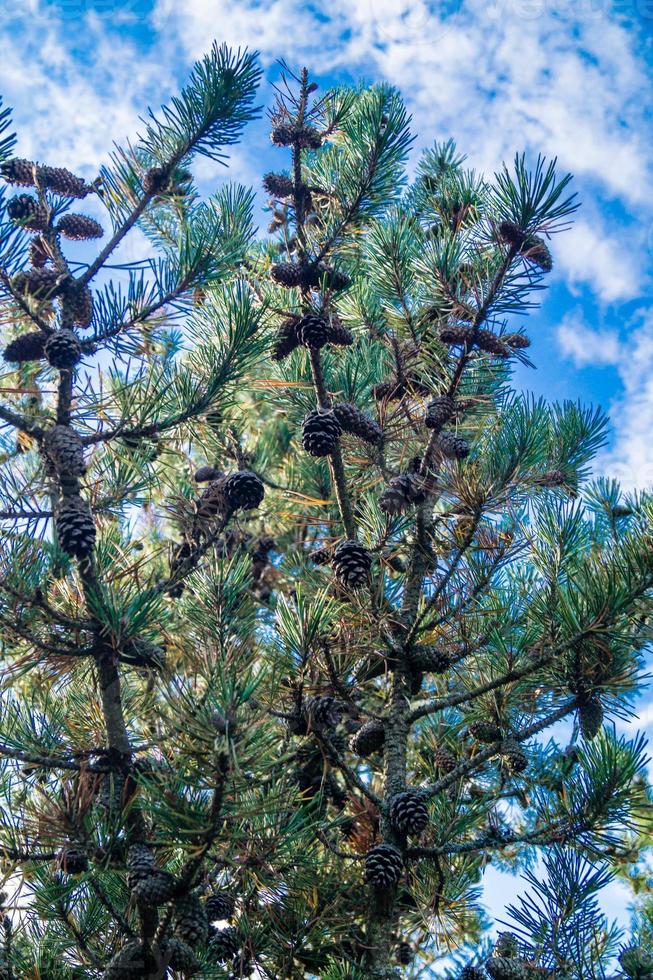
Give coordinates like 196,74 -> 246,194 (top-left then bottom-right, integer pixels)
0,158 -> 38,186
44,329 -> 82,370
56,496 -> 96,559
467,720 -> 502,743
578,695 -> 604,741
272,317 -> 300,360
7,194 -> 47,231
500,738 -> 528,774
173,892 -> 208,947
350,719 -> 385,756
208,925 -> 240,961
333,402 -> 383,445
437,431 -> 470,459
270,262 -> 305,288
222,470 -> 264,511
12,268 -> 64,300
303,695 -> 343,730
3,331 -> 45,363
297,313 -> 330,349
205,891 -> 236,921
364,843 -> 403,888
56,847 -> 88,874
425,395 -> 456,431
301,409 -> 342,457
57,213 -> 104,240
263,172 -> 294,197
332,539 -> 372,588
388,790 -> 429,835
380,472 -> 427,515
43,424 -> 86,477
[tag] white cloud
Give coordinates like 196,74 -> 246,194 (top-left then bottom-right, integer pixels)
556,311 -> 621,367
146,0 -> 653,305
554,218 -> 644,304
557,306 -> 653,490
0,2 -> 650,307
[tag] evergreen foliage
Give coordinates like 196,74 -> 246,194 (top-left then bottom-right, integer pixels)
0,49 -> 651,980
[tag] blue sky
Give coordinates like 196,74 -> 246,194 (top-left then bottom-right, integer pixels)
1,0 -> 652,964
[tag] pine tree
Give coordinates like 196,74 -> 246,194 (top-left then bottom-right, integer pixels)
0,52 -> 651,980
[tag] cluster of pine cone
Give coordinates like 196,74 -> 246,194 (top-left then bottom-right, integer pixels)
0,159 -> 104,562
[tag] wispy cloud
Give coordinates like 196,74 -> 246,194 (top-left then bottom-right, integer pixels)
557,306 -> 653,489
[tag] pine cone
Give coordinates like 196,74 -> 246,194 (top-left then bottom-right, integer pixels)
497,221 -> 527,247
103,940 -> 147,979
373,377 -> 404,401
126,843 -> 156,887
3,331 -> 45,363
364,843 -> 403,888
0,157 -> 38,186
29,236 -> 51,268
208,925 -> 240,962
56,846 -> 88,874
132,870 -> 178,907
475,329 -> 510,357
327,317 -> 354,346
500,738 -> 528,775
494,933 -> 519,957
311,546 -> 333,566
222,470 -> 264,511
39,165 -> 92,198
619,944 -> 653,979
43,424 -> 86,478
57,213 -> 104,240
433,748 -> 458,774
301,408 -> 342,457
304,695 -> 343,730
271,124 -> 322,149
468,720 -> 502,743
194,464 -> 222,483
396,942 -> 413,965
522,235 -> 552,272
196,479 -> 228,520
314,263 -> 350,291
271,123 -> 297,146
251,533 -> 275,582
56,496 -> 95,559
44,329 -> 82,369
62,281 -> 94,327
485,957 -> 532,980
503,333 -> 531,350
459,966 -> 488,980
205,891 -> 236,921
577,695 -> 603,741
538,469 -> 566,487
272,317 -> 300,360
437,432 -> 470,459
333,402 -> 383,445
11,268 -> 63,300
439,325 -> 474,347
388,790 -> 428,836
7,193 -> 47,231
173,892 -> 208,946
297,313 -> 330,349
425,395 -> 456,431
332,539 -> 372,588
120,637 -> 166,671
379,473 -> 427,515
263,172 -> 294,197
350,719 -> 385,757
160,938 -> 200,975
408,646 -> 452,673
270,262 -> 305,288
